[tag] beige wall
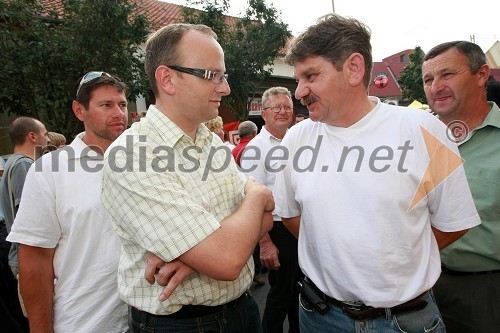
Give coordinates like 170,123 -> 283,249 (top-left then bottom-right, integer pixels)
486,41 -> 500,68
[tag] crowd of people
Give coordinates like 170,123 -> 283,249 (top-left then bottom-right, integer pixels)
0,11 -> 498,333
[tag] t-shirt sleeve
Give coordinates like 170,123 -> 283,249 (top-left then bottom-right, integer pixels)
7,160 -> 61,248
10,159 -> 33,207
421,116 -> 481,232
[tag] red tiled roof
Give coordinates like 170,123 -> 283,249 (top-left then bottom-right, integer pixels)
132,0 -> 183,30
39,0 -> 183,29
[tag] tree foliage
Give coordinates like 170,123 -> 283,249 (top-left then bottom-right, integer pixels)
397,46 -> 427,104
0,0 -> 149,138
183,0 -> 290,120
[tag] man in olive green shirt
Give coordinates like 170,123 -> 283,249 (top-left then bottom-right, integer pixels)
423,41 -> 500,332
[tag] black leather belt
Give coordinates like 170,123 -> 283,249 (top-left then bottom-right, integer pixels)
303,277 -> 427,321
132,290 -> 249,320
442,265 -> 500,276
324,293 -> 428,320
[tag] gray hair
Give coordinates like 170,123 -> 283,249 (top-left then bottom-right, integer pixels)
238,121 -> 258,138
262,86 -> 292,109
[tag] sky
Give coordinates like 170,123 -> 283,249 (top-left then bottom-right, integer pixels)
165,0 -> 499,61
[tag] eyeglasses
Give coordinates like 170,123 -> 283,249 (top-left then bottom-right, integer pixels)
168,65 -> 228,84
263,105 -> 293,113
76,71 -> 112,97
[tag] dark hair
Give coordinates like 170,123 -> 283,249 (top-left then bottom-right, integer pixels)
286,13 -> 373,88
487,79 -> 500,106
144,23 -> 217,97
424,41 -> 486,74
9,116 -> 43,146
75,74 -> 128,109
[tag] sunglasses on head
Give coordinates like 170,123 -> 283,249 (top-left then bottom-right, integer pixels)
76,71 -> 112,97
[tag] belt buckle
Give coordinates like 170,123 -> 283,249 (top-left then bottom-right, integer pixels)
342,300 -> 366,312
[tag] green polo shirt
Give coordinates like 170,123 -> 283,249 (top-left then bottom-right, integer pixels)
441,102 -> 500,271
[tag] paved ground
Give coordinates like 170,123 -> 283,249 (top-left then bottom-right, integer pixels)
250,271 -> 290,332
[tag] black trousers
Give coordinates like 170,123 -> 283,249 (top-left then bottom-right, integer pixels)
261,221 -> 300,333
433,270 -> 500,333
0,224 -> 29,333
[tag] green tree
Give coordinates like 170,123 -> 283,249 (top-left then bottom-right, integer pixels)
183,0 -> 290,120
0,0 -> 149,138
397,46 -> 427,104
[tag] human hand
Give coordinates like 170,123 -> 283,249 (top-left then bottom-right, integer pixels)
244,177 -> 274,212
156,259 -> 194,301
145,252 -> 166,284
144,253 -> 195,301
260,238 -> 280,270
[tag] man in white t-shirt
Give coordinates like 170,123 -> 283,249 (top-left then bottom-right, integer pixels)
273,14 -> 481,333
7,72 -> 130,332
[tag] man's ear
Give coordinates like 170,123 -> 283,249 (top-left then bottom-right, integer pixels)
477,64 -> 491,87
26,131 -> 37,144
155,66 -> 176,95
345,53 -> 365,87
72,100 -> 85,121
261,110 -> 267,122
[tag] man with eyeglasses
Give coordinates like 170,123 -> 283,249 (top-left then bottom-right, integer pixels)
100,23 -> 273,333
240,86 -> 300,333
7,72 -> 130,332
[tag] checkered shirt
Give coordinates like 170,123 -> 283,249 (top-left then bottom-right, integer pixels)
101,105 -> 253,315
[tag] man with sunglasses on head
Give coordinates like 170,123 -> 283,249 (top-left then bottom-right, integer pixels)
7,72 -> 130,332
100,23 -> 273,333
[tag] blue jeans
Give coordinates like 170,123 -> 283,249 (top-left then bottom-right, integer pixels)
131,291 -> 262,333
299,290 -> 445,333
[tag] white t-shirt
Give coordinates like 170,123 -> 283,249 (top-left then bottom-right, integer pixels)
8,133 -> 128,333
273,97 -> 480,308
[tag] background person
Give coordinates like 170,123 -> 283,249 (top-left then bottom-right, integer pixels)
100,23 -> 273,333
487,78 -> 500,106
232,120 -> 257,166
240,86 -> 299,333
204,115 -> 235,150
43,132 -> 67,154
7,72 -> 130,332
422,40 -> 500,333
0,116 -> 48,332
274,14 -> 480,333
47,132 -> 66,148
294,113 -> 305,124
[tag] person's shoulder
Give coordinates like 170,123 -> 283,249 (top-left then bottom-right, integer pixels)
247,131 -> 267,147
287,118 -> 316,136
381,103 -> 441,125
6,154 -> 33,173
